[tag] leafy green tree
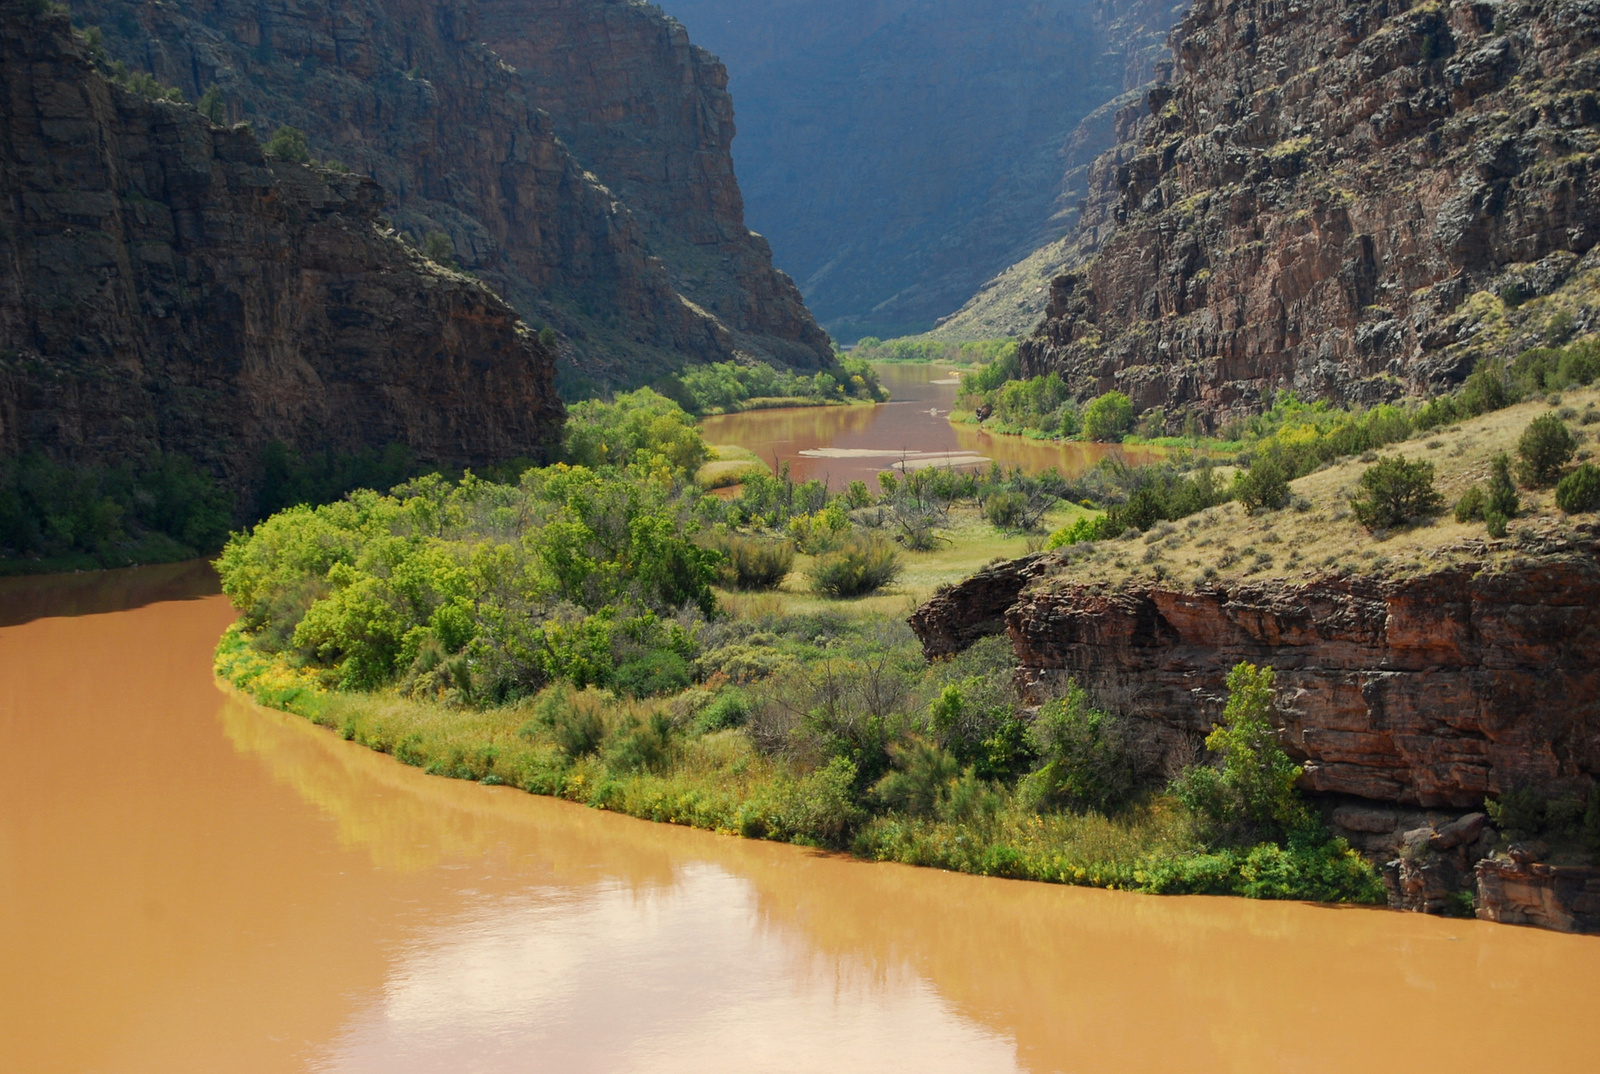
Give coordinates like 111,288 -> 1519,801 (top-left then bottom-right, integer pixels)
1348,455 -> 1444,530
421,231 -> 456,268
1516,413 -> 1577,487
1487,452 -> 1519,519
1556,463 -> 1600,514
1020,681 -> 1132,814
1173,663 -> 1308,840
263,125 -> 310,163
1233,455 -> 1290,512
563,389 -> 709,476
1082,391 -> 1134,441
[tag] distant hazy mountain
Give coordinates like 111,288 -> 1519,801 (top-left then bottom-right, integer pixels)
660,0 -> 1182,341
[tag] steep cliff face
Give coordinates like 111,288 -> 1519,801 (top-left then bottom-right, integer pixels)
659,0 -> 1182,340
478,0 -> 833,370
75,0 -> 833,392
1021,0 -> 1600,427
0,4 -> 562,488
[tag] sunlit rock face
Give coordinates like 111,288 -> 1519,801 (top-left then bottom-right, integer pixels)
1022,0 -> 1600,429
0,3 -> 562,489
911,533 -> 1600,810
74,0 -> 834,392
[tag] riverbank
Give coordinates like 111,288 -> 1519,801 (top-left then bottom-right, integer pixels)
215,617 -> 1379,899
214,490 -> 1381,904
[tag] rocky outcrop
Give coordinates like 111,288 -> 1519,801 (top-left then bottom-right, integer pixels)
0,5 -> 562,489
1021,0 -> 1600,428
912,538 -> 1600,809
1475,850 -> 1600,930
660,0 -> 1180,339
75,0 -> 833,392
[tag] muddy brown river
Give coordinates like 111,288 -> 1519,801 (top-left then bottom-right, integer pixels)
2,562 -> 1598,1072
698,363 -> 1166,487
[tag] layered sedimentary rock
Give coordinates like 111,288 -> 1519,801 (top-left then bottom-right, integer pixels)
1021,0 -> 1600,427
0,4 -> 562,488
76,0 -> 833,390
659,0 -> 1181,339
912,535 -> 1600,809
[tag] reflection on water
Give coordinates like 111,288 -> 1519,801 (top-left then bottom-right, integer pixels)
2,570 -> 1599,1072
699,363 -> 1166,486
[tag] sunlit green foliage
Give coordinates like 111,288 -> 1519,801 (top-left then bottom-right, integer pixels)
1516,413 -> 1577,487
1349,455 -> 1444,530
564,388 -> 709,476
1082,391 -> 1135,442
1172,663 -> 1311,842
666,357 -> 885,415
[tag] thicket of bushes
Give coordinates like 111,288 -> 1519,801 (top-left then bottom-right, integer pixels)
661,357 -> 886,415
212,384 -> 1381,902
0,451 -> 232,570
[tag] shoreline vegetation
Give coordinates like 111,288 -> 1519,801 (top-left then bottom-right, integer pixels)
213,386 -> 1384,904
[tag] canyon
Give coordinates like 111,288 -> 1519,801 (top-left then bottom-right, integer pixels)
659,0 -> 1182,341
1020,0 -> 1600,429
74,0 -> 833,393
0,2 -> 562,491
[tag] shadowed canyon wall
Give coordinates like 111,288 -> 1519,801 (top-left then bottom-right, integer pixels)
0,2 -> 562,490
75,0 -> 834,392
659,0 -> 1184,341
1021,0 -> 1600,427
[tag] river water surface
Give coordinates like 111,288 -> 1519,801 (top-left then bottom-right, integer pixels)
699,363 -> 1165,486
3,564 -> 1599,1073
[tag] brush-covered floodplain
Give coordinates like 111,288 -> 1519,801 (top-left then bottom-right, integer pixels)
215,386 -> 1386,904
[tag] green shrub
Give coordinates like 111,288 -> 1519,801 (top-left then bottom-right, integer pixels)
1233,456 -> 1290,512
604,712 -> 674,773
1171,663 -> 1308,840
263,125 -> 310,163
1454,484 -> 1486,523
1082,391 -> 1135,442
808,534 -> 902,597
870,739 -> 962,818
420,231 -> 456,268
523,688 -> 605,758
1556,463 -> 1600,514
1485,508 -> 1509,538
564,388 -> 709,476
1047,515 -> 1114,547
1020,681 -> 1133,814
1349,455 -> 1444,530
1487,452 -> 1520,520
614,650 -> 691,698
1516,413 -> 1577,486
198,85 -> 226,124
693,689 -> 750,734
983,490 -> 1027,529
715,535 -> 794,589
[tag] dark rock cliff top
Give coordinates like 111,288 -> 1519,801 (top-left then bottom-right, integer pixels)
1022,0 -> 1600,428
0,2 -> 563,490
